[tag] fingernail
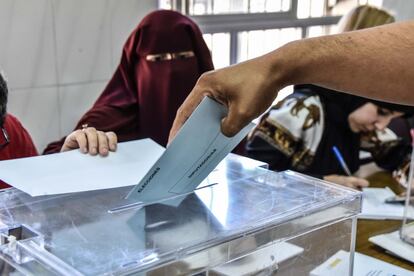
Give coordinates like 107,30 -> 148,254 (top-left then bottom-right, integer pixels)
92,147 -> 97,154
82,147 -> 88,153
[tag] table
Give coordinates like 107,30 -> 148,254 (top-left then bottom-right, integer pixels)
356,171 -> 414,271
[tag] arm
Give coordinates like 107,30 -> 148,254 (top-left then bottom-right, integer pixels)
247,136 -> 370,189
324,175 -> 369,190
284,21 -> 414,103
169,21 -> 414,140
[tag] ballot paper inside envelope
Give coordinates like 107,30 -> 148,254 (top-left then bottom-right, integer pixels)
126,97 -> 254,204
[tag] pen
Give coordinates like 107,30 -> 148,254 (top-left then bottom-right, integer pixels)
332,146 -> 352,176
385,195 -> 414,204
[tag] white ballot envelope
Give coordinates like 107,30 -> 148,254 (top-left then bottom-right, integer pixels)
126,97 -> 255,204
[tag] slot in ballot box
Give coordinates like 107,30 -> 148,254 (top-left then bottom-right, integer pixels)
0,154 -> 361,275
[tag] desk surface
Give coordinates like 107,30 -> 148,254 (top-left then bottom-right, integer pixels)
356,171 -> 414,271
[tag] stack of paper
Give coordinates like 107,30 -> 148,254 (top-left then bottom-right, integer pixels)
369,230 -> 414,264
359,187 -> 414,220
310,250 -> 413,276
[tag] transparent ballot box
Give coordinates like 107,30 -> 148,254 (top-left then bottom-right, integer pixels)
400,150 -> 414,246
400,130 -> 414,246
0,154 -> 361,275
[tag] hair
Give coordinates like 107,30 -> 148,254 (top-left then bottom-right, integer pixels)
338,5 -> 395,32
0,72 -> 8,126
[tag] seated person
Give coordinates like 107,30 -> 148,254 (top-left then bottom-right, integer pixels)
43,10 -> 214,153
0,73 -> 117,189
246,85 -> 412,189
246,6 -> 413,189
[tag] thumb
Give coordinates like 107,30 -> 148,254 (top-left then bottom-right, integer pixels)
61,135 -> 78,152
221,105 -> 250,137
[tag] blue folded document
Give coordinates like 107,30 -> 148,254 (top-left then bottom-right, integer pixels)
126,97 -> 254,204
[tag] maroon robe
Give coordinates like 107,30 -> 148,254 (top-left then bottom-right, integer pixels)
44,10 -> 213,153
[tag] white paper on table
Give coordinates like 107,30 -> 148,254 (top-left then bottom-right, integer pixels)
369,230 -> 414,264
359,187 -> 414,220
310,250 -> 413,276
0,139 -> 165,196
126,97 -> 254,204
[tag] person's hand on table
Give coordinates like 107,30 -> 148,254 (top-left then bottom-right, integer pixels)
61,127 -> 117,156
324,174 -> 369,190
168,53 -> 286,143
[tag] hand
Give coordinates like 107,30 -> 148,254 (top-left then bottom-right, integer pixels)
168,53 -> 287,143
61,127 -> 117,156
324,174 -> 369,190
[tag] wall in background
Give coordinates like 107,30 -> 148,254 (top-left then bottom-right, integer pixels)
3,0 -> 413,153
1,0 -> 157,152
383,0 -> 414,21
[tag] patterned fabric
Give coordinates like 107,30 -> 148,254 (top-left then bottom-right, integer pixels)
360,128 -> 401,160
393,158 -> 410,188
247,89 -> 406,175
248,94 -> 324,171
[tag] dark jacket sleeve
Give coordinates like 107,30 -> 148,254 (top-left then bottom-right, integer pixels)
42,137 -> 66,155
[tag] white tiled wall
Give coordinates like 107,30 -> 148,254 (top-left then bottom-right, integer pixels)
58,81 -> 107,136
1,0 -> 157,152
0,0 -> 57,89
53,0 -> 113,85
7,87 -> 60,152
383,0 -> 414,21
